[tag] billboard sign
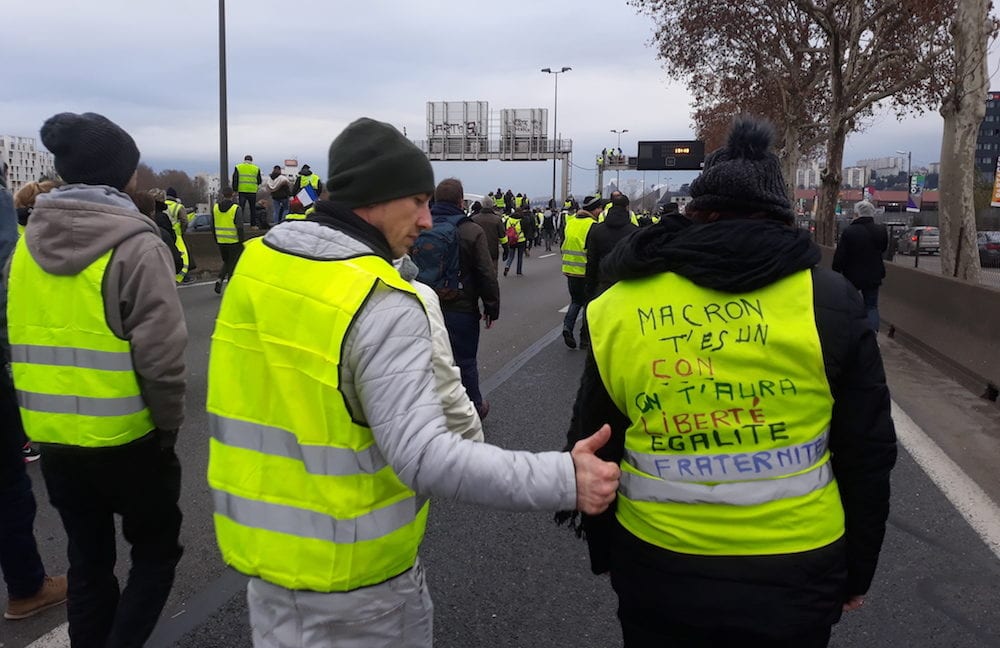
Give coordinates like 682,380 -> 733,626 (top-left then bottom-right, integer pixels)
636,140 -> 705,171
426,101 -> 488,139
992,156 -> 1000,208
500,108 -> 548,139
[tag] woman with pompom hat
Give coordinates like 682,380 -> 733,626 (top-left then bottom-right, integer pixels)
560,116 -> 896,647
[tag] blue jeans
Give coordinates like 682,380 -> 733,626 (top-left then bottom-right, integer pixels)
272,198 -> 289,225
504,243 -> 524,274
442,310 -> 483,407
861,287 -> 880,332
0,373 -> 45,599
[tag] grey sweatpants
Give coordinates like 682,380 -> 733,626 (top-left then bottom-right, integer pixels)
247,558 -> 434,648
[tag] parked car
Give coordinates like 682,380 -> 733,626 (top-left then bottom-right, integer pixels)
896,226 -> 940,255
978,231 -> 1000,267
189,213 -> 212,232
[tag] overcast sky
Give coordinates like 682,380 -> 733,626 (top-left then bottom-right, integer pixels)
3,0 -> 998,199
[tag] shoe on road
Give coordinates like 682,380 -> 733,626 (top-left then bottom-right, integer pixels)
214,280 -> 223,294
476,401 -> 490,420
22,443 -> 40,463
503,267 -> 509,277
562,329 -> 577,349
4,575 -> 68,620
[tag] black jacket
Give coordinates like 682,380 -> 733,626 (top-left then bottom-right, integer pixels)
832,216 -> 887,290
429,202 -> 500,319
563,219 -> 896,637
584,206 -> 636,298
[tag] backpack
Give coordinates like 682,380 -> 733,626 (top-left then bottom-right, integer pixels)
410,214 -> 466,300
506,223 -> 520,245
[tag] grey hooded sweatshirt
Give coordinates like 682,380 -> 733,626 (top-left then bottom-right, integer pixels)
1,184 -> 187,432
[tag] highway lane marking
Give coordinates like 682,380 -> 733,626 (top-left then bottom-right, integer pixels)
892,400 -> 1000,562
559,305 -> 569,313
538,253 -> 557,258
25,621 -> 67,647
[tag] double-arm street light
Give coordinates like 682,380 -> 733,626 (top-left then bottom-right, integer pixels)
542,66 -> 571,212
611,128 -> 629,187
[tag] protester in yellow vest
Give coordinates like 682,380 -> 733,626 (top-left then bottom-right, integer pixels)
2,111 -> 186,645
212,187 -> 244,294
164,187 -> 192,282
206,117 -> 620,646
232,154 -> 262,228
561,195 -> 601,349
0,162 -> 68,621
560,117 -> 896,647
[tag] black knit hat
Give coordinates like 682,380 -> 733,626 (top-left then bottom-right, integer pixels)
687,117 -> 793,223
326,117 -> 434,208
40,112 -> 140,191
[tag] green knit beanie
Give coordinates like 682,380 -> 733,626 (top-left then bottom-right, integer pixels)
326,117 -> 435,208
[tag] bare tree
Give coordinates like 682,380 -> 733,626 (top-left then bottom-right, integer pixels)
937,0 -> 997,281
790,0 -> 952,245
631,0 -> 828,201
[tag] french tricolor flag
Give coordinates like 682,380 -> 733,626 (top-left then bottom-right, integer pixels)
291,184 -> 318,210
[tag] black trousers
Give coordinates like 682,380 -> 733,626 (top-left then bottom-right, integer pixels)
40,433 -> 183,648
218,242 -> 243,282
238,192 -> 257,227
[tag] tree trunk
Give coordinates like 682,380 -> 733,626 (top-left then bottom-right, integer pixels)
938,0 -> 988,282
815,123 -> 846,247
779,124 -> 802,210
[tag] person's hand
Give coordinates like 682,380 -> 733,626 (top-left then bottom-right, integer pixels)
483,314 -> 494,329
843,595 -> 865,612
571,424 -> 621,514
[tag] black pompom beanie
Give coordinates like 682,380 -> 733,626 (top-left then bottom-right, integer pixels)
326,117 -> 434,208
687,117 -> 794,223
40,112 -> 140,191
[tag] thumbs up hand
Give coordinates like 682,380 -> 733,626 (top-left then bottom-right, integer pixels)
571,424 -> 621,515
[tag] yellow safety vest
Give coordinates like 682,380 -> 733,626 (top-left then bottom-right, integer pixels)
562,215 -> 594,276
506,218 -> 523,244
7,238 -> 155,447
165,199 -> 190,282
207,241 -> 430,592
495,195 -> 506,208
17,223 -> 25,238
235,162 -> 260,194
588,269 -> 845,556
297,174 -> 320,191
213,204 -> 240,244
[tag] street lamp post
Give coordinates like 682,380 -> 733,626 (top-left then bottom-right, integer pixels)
218,0 -> 229,193
610,128 -> 628,187
895,149 -> 912,191
542,66 -> 571,212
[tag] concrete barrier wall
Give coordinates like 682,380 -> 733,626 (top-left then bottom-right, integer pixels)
184,231 -> 263,274
819,245 -> 1000,393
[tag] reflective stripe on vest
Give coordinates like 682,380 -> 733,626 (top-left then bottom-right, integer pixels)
208,241 -> 430,592
7,238 -> 154,447
561,216 -> 593,276
236,163 -> 260,193
166,200 -> 190,281
213,204 -> 240,244
587,269 -> 844,556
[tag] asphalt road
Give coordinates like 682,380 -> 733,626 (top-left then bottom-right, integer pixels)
4,246 -> 1000,648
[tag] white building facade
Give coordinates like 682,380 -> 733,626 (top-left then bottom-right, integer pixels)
843,166 -> 871,188
795,160 -> 822,188
1,135 -> 56,194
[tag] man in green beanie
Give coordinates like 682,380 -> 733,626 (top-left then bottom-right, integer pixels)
206,117 -> 621,647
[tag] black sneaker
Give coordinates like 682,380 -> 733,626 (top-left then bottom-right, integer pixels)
214,280 -> 222,294
503,267 -> 509,277
22,443 -> 40,463
562,329 -> 577,349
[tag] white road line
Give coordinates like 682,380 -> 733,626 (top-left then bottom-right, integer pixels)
892,400 -> 1000,561
25,621 -> 68,647
558,305 -> 569,313
538,253 -> 556,259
